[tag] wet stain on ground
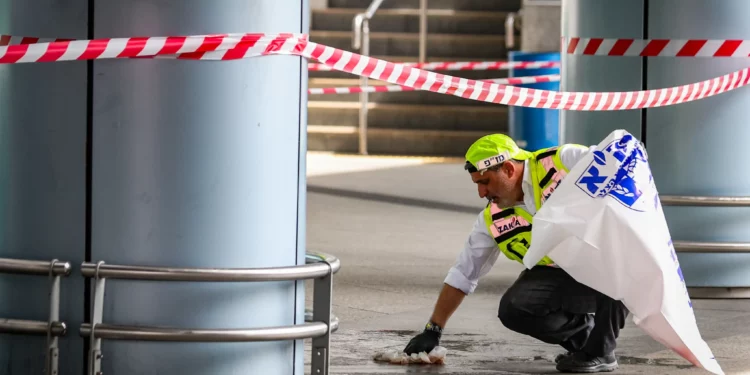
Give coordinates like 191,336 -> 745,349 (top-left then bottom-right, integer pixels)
363,330 -> 483,337
616,356 -> 694,369
503,356 -> 551,362
486,355 -> 694,370
439,340 -> 500,353
369,330 -> 419,337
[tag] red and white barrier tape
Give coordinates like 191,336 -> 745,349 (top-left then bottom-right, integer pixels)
0,35 -> 72,46
1,33 -> 749,110
307,75 -> 560,95
0,33 -> 307,63
563,37 -> 750,57
308,60 -> 560,71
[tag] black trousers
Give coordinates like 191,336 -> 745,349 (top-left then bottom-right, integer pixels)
497,266 -> 629,357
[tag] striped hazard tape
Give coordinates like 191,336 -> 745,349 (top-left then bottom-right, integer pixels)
1,33 -> 749,110
308,60 -> 560,71
1,35 -> 560,71
307,75 -> 560,95
563,37 -> 750,57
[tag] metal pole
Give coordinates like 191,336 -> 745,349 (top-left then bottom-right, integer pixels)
46,260 -> 61,375
358,19 -> 370,155
505,12 -> 517,50
88,262 -> 106,375
659,195 -> 750,207
419,0 -> 427,63
311,264 -> 333,375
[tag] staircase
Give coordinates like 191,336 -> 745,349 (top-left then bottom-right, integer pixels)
308,0 -> 521,156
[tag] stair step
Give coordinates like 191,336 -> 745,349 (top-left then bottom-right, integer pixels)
308,126 -> 493,156
309,30 -> 507,59
307,101 -> 508,132
312,8 -> 511,34
327,0 -> 521,12
314,8 -> 511,18
308,84 -> 507,106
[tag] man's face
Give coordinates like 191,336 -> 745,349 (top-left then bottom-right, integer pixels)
470,163 -> 519,208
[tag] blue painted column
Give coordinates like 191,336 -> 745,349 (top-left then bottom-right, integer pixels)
90,0 -> 308,374
561,0 -> 750,296
0,1 -> 87,374
508,51 -> 561,151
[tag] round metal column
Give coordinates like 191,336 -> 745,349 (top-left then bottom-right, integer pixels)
645,0 -> 750,298
90,0 -> 308,374
0,1 -> 88,374
560,0 -> 644,144
561,0 -> 750,298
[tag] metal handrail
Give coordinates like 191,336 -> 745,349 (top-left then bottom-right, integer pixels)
419,0 -> 427,64
352,0 -> 385,50
79,322 -> 329,342
660,195 -> 750,207
0,258 -> 71,276
0,319 -> 67,336
0,257 -> 71,375
660,194 -> 750,299
660,194 -> 750,253
352,0 -> 429,154
81,251 -> 339,375
352,1 -> 386,155
80,252 -> 340,282
673,241 -> 750,253
79,312 -> 339,342
505,12 -> 519,50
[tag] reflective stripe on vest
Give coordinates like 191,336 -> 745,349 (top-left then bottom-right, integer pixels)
483,145 -> 573,266
532,147 -> 570,211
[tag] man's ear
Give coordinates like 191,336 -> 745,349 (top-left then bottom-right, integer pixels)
501,160 -> 516,178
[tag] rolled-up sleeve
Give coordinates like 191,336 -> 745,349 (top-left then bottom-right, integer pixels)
444,211 -> 501,295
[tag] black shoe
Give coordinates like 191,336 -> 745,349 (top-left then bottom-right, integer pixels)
555,351 -> 575,364
556,352 -> 618,373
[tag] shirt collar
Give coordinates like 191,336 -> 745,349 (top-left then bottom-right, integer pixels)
519,159 -> 537,215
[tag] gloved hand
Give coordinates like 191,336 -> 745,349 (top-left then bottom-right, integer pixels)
403,321 -> 442,355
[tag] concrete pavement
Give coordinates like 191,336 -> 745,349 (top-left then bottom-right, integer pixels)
303,152 -> 750,375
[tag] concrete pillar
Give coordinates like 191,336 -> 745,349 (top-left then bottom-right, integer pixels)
519,0 -> 562,53
645,0 -> 750,294
559,0 -> 643,144
561,0 -> 750,296
310,0 -> 328,10
0,1 -> 88,374
91,0 -> 308,374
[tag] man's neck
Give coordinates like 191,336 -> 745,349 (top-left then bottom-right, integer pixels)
514,161 -> 526,202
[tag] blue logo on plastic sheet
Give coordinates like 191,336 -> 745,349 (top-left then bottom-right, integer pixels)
669,239 -> 693,309
575,133 -> 659,212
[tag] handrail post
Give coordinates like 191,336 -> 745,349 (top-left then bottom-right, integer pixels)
311,261 -> 333,375
352,0 -> 387,155
505,12 -> 518,50
357,18 -> 370,155
352,14 -> 364,50
78,253 -> 340,372
88,261 -> 106,375
419,0 -> 427,63
46,260 -> 62,375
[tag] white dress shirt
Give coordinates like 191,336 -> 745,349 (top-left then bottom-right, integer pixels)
444,144 -> 596,295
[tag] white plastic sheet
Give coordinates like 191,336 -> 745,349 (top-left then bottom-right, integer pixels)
523,129 -> 723,375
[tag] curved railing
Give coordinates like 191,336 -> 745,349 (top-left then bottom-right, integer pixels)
661,194 -> 750,298
0,257 -> 72,375
79,252 -> 340,375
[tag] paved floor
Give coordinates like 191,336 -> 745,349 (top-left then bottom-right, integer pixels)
303,152 -> 750,375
